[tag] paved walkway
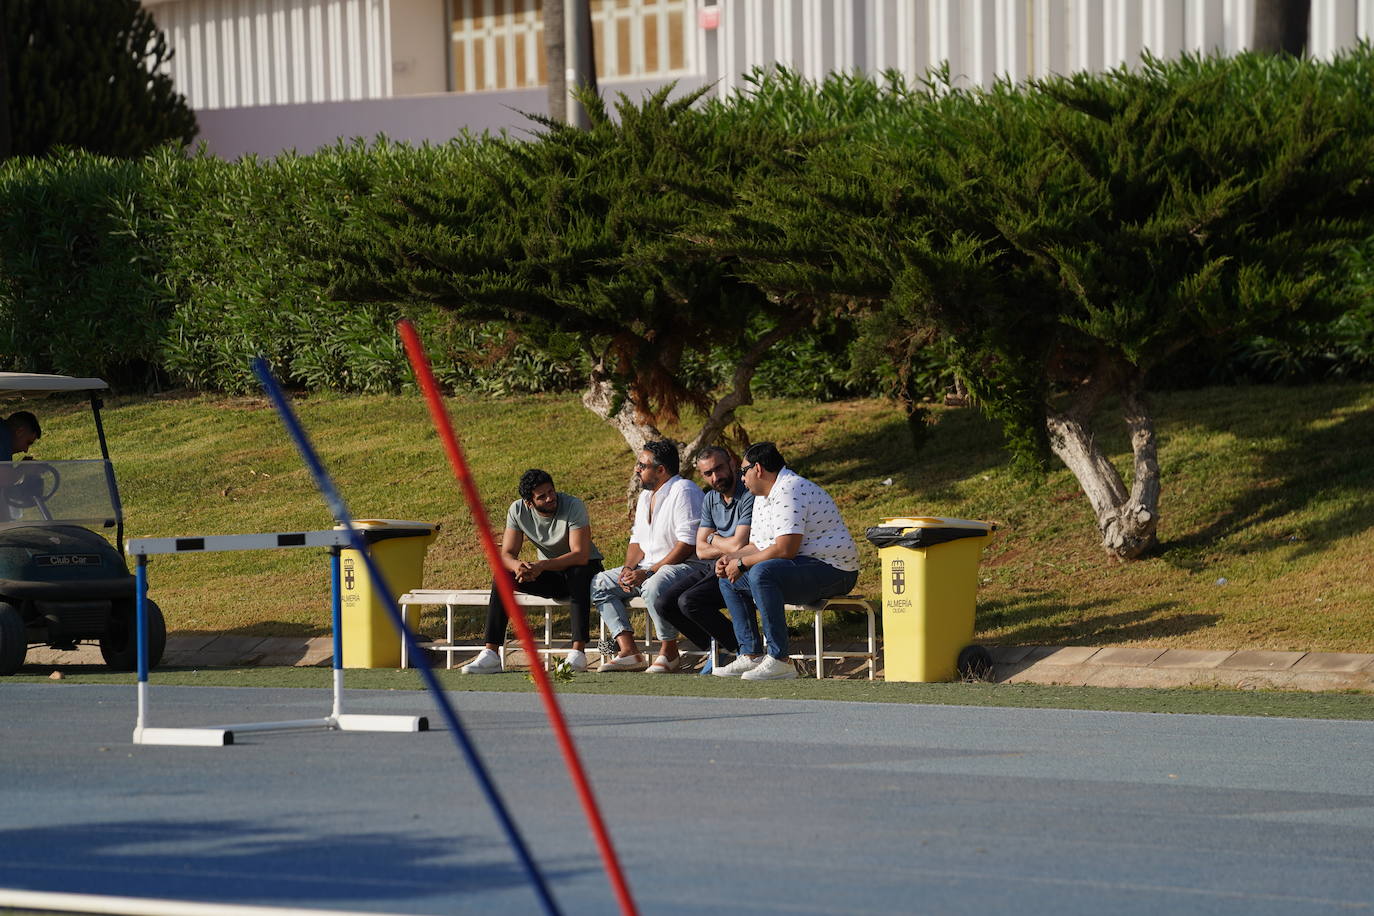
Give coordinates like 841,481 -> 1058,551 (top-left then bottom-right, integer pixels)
24,636 -> 1374,691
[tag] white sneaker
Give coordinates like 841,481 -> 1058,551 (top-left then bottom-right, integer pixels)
461,648 -> 502,675
712,655 -> 762,677
741,656 -> 797,681
565,649 -> 588,672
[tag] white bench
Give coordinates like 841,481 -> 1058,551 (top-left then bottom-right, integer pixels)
786,594 -> 876,679
397,589 -> 667,672
398,588 -> 876,679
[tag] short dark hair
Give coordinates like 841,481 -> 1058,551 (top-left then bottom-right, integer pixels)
641,439 -> 679,476
7,411 -> 40,440
517,468 -> 554,503
694,445 -> 731,466
743,441 -> 785,473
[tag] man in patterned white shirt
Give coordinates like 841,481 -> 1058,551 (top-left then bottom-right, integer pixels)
713,441 -> 859,681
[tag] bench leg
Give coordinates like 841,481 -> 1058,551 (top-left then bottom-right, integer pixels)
545,607 -> 554,671
813,609 -> 824,679
445,603 -> 456,670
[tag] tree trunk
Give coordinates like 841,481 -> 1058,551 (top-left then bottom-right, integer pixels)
544,0 -> 566,123
581,316 -> 803,512
1045,370 -> 1160,560
581,362 -> 664,454
1252,0 -> 1310,56
566,0 -> 596,129
680,315 -> 803,461
581,361 -> 662,513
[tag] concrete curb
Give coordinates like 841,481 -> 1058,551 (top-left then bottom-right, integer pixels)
989,646 -> 1374,692
21,637 -> 1374,693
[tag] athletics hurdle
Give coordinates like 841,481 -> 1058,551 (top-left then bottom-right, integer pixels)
127,530 -> 429,746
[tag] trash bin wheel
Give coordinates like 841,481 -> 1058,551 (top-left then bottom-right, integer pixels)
956,645 -> 994,682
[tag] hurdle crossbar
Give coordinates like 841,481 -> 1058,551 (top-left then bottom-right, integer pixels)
127,530 -> 428,746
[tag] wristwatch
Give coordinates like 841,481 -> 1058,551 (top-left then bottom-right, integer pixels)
706,532 -> 716,545
736,557 -> 747,571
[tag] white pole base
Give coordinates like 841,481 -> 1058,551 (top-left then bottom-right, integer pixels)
133,727 -> 233,746
334,713 -> 429,732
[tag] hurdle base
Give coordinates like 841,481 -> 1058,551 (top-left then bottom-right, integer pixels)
134,727 -> 234,746
334,713 -> 429,732
132,715 -> 426,747
212,717 -> 335,734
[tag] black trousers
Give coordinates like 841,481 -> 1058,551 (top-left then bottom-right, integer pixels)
484,560 -> 604,646
653,560 -> 741,654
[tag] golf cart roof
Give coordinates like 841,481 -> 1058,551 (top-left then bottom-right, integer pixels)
0,372 -> 109,396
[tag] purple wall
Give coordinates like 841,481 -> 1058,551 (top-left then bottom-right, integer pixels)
193,77 -> 709,159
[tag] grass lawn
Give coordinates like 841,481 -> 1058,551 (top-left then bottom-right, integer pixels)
23,381 -> 1374,653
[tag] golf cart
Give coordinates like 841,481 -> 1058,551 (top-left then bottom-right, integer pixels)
0,373 -> 164,675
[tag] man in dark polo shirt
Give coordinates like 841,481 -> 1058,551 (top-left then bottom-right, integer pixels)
651,446 -> 753,669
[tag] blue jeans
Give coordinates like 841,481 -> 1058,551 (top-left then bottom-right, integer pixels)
591,562 -> 703,641
718,557 -> 859,660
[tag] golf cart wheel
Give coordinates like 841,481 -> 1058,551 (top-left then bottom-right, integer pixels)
956,645 -> 994,682
0,602 -> 26,675
100,599 -> 166,672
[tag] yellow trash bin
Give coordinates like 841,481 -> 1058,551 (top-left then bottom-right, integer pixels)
865,517 -> 993,682
337,519 -> 439,668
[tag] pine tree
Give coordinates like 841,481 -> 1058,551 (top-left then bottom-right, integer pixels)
328,88 -> 817,468
2,0 -> 196,159
713,53 -> 1374,560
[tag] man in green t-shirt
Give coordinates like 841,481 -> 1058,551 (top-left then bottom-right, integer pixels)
462,469 -> 604,674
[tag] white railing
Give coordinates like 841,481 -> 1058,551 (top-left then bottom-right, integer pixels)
147,0 -> 391,110
707,0 -> 1374,98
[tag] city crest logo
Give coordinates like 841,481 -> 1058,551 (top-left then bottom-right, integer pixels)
890,557 -> 905,595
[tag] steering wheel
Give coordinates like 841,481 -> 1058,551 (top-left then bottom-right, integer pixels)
5,461 -> 61,510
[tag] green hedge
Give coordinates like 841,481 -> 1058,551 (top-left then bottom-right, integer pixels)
0,149 -> 167,384
0,142 -> 594,393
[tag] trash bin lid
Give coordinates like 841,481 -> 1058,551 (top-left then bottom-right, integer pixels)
335,519 -> 440,543
865,516 -> 992,549
881,516 -> 992,530
348,519 -> 437,530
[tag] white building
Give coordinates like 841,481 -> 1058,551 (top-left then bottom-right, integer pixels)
145,0 -> 1374,159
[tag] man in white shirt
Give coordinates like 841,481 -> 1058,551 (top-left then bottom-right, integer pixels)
592,439 -> 705,672
713,441 -> 859,681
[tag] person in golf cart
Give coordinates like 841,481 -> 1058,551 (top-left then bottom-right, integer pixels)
1,411 -> 40,459
0,411 -> 42,505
